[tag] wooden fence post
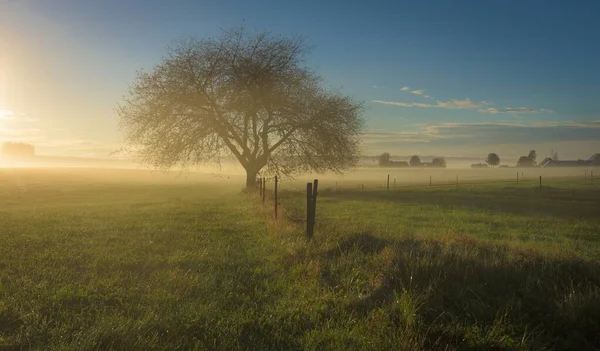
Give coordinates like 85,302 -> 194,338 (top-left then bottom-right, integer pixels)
274,176 -> 278,220
312,179 -> 319,233
306,182 -> 313,239
430,176 -> 432,188
517,172 -> 519,187
456,174 -> 459,187
387,174 -> 390,191
539,176 -> 542,191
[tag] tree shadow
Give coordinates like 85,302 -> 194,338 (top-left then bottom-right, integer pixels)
324,186 -> 600,220
315,232 -> 600,349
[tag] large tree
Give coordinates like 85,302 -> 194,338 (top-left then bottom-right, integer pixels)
528,150 -> 537,164
117,28 -> 364,188
409,155 -> 421,167
517,156 -> 534,167
432,157 -> 446,168
378,152 -> 391,166
486,153 -> 500,167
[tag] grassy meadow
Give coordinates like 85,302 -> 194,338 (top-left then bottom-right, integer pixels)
1,167 -> 599,350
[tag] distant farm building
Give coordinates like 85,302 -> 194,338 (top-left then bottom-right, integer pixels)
588,153 -> 600,166
540,153 -> 599,167
471,163 -> 489,168
1,142 -> 35,160
420,162 -> 446,168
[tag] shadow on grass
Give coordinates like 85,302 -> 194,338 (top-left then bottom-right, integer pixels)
314,232 -> 600,350
321,186 -> 600,220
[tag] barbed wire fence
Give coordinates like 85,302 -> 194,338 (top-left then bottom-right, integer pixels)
255,169 -> 597,239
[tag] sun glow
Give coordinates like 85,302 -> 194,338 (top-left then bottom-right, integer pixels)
0,109 -> 14,119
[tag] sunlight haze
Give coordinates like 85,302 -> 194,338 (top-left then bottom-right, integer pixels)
0,0 -> 599,160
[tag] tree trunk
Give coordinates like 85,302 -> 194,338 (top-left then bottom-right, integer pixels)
245,168 -> 259,189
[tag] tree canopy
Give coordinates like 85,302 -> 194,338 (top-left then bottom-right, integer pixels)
118,28 -> 364,187
378,152 -> 391,166
409,155 -> 421,167
486,153 -> 500,167
528,150 -> 537,164
432,157 -> 446,168
517,156 -> 535,167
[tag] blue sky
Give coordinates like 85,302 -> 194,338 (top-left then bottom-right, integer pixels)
1,0 -> 599,160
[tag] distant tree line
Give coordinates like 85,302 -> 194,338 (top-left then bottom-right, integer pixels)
516,150 -> 537,167
379,153 -> 446,168
472,149 -> 548,168
381,149 -> 577,169
1,142 -> 35,159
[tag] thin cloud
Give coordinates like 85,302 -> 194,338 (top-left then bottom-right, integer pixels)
437,99 -> 484,109
400,86 -> 410,91
374,98 -> 550,114
371,85 -> 378,89
372,100 -> 433,108
373,98 -> 485,110
479,107 -> 553,114
363,131 -> 434,143
411,89 -> 425,95
0,127 -> 44,141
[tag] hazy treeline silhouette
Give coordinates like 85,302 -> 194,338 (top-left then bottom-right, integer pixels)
1,142 -> 35,159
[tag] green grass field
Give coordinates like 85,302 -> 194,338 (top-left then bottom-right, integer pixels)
1,168 -> 599,350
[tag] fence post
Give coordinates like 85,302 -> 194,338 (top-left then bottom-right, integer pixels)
312,179 -> 319,234
517,172 -> 519,187
456,174 -> 459,187
539,176 -> 542,191
262,178 -> 266,204
387,174 -> 390,191
306,182 -> 313,239
521,172 -> 524,180
274,176 -> 278,220
430,176 -> 432,188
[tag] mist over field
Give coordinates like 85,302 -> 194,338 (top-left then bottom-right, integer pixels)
0,152 -> 595,190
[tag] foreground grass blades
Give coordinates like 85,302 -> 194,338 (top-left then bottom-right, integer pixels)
1,168 -> 599,350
